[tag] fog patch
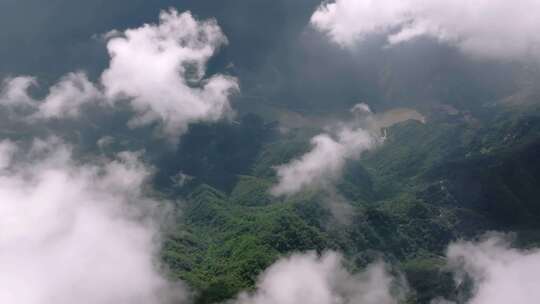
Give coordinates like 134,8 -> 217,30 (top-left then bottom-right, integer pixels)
0,138 -> 186,304
0,76 -> 37,107
232,251 -> 404,304
435,234 -> 540,304
0,72 -> 100,120
271,103 -> 382,196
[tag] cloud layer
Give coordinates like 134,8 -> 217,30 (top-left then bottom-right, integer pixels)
0,76 -> 37,107
0,138 -> 185,304
271,104 -> 381,196
311,0 -> 540,61
234,252 -> 401,304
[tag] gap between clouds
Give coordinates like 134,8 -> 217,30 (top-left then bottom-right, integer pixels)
230,234 -> 540,304
0,136 -> 404,304
270,104 -> 426,197
241,233 -> 540,304
1,140 -> 538,304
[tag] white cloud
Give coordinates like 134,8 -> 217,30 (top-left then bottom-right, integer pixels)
438,234 -> 540,304
271,103 -> 380,196
311,0 -> 410,47
234,251 -> 402,304
0,138 -> 185,304
0,138 -> 405,304
1,9 -> 238,141
35,72 -> 101,119
0,76 -> 37,107
311,0 -> 540,61
0,72 -> 100,119
101,9 -> 239,140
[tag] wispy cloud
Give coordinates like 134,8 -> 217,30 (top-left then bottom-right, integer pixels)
271,103 -> 381,196
0,73 -> 100,119
0,76 -> 37,107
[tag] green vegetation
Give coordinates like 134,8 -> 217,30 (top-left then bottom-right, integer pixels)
158,104 -> 540,304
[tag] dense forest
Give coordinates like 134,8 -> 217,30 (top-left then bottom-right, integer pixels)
146,102 -> 540,303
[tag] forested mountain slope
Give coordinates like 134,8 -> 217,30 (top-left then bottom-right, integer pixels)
159,103 -> 540,304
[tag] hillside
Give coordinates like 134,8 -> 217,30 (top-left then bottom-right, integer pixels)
157,103 -> 540,304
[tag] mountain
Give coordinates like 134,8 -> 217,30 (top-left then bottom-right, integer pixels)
155,102 -> 540,304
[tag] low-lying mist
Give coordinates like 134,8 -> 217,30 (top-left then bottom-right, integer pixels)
0,138 -> 186,304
